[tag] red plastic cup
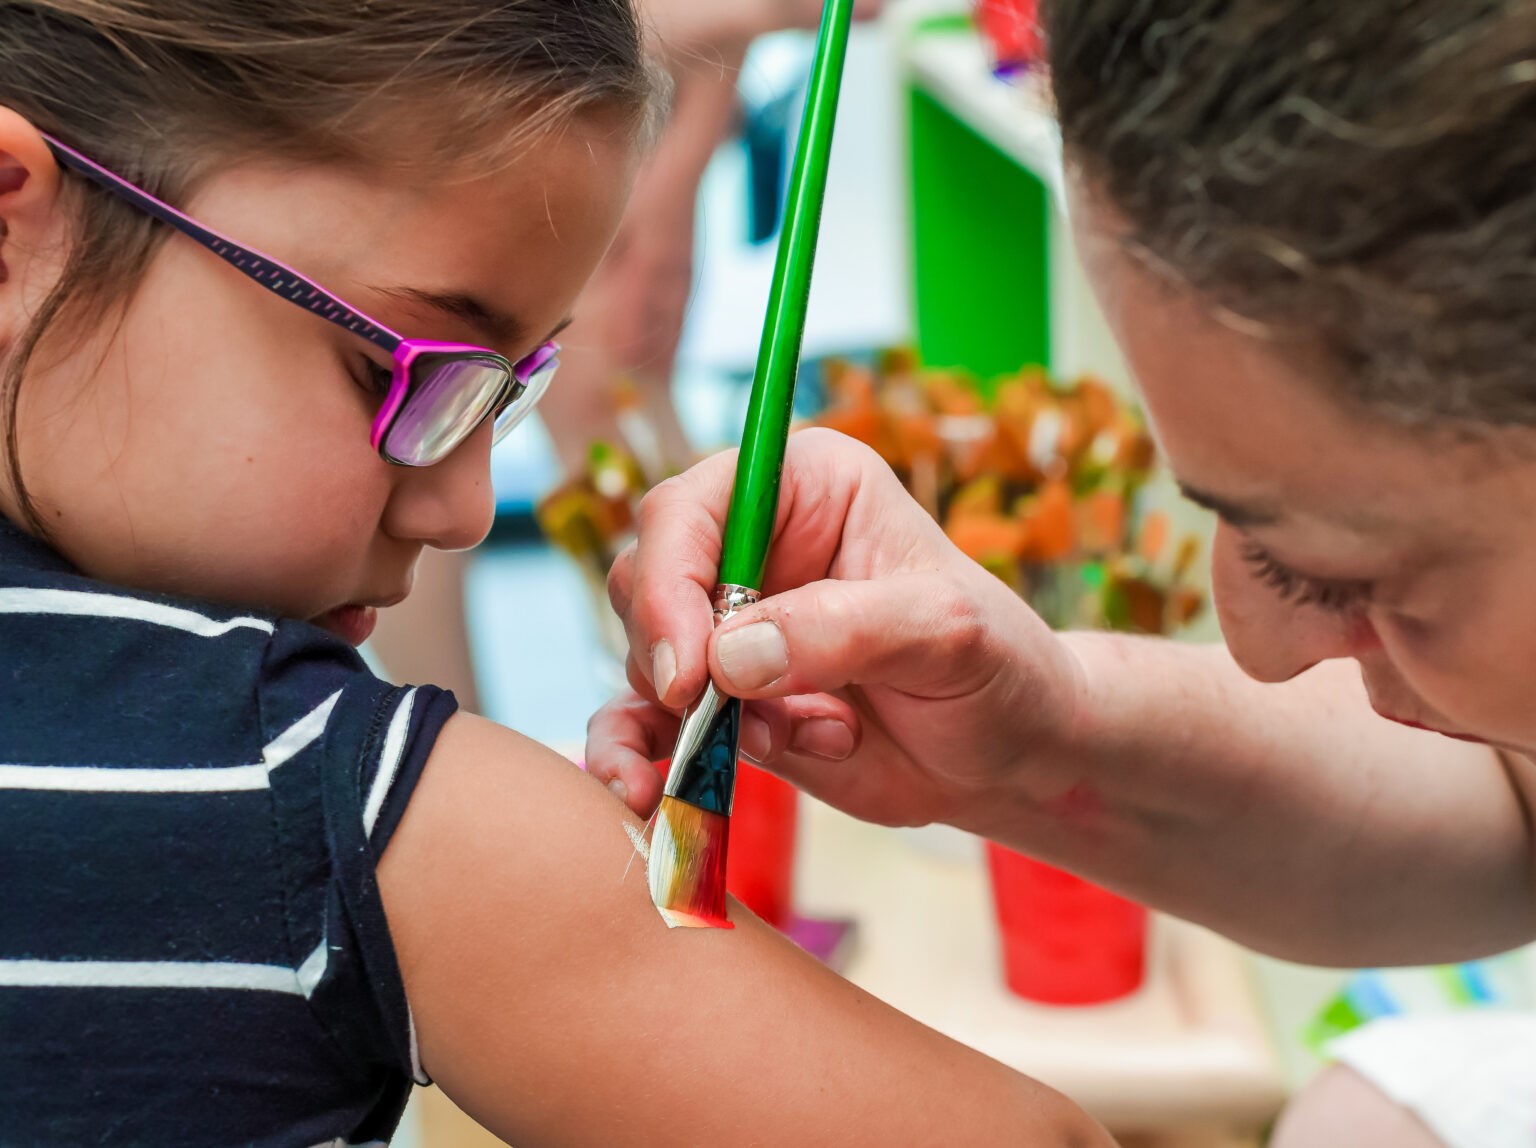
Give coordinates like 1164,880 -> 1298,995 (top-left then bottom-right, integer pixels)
726,761 -> 799,929
975,0 -> 1042,73
652,758 -> 798,929
985,842 -> 1147,1005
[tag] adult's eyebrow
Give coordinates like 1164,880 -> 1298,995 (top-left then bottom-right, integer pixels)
373,286 -> 570,348
1177,482 -> 1284,528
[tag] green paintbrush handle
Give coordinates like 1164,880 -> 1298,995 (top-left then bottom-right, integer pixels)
718,0 -> 855,591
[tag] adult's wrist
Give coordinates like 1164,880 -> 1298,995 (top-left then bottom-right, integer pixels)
960,628 -> 1202,848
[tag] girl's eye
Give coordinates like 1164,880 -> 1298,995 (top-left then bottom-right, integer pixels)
1239,541 -> 1371,614
354,358 -> 395,399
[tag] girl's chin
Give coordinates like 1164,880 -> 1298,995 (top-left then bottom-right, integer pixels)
310,604 -> 378,646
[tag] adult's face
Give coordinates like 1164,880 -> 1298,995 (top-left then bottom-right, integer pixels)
1074,184 -> 1536,756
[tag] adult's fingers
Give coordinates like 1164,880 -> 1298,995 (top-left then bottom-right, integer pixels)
607,457 -> 734,708
706,568 -> 1019,702
585,692 -> 674,816
612,431 -> 919,708
737,691 -> 862,768
584,690 -> 863,817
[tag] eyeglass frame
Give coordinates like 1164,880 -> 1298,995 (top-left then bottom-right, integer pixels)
40,132 -> 560,466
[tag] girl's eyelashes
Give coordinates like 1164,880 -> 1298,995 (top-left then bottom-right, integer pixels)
353,356 -> 395,401
1239,540 -> 1372,614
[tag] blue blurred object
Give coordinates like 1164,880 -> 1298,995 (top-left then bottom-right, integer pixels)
1306,956 -> 1533,1054
741,81 -> 799,245
490,412 -> 560,517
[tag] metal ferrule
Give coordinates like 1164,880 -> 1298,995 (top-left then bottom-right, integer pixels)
713,584 -> 761,623
663,584 -> 762,815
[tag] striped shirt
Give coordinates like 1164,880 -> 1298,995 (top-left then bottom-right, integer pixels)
0,517 -> 457,1146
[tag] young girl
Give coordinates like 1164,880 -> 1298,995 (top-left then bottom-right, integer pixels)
0,2 -> 1110,1145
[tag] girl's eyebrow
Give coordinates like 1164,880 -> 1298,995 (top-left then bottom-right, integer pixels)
373,285 -> 571,347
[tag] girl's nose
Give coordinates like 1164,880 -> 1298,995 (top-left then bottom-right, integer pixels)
1209,524 -> 1365,683
382,418 -> 498,552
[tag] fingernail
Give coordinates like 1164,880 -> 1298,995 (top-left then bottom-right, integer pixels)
792,719 -> 854,761
651,639 -> 676,704
607,778 -> 629,803
740,713 -> 771,763
716,622 -> 788,690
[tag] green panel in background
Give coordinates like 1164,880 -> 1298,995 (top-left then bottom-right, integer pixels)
909,85 -> 1051,397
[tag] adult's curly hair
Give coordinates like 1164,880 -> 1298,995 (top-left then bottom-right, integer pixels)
1047,0 -> 1536,427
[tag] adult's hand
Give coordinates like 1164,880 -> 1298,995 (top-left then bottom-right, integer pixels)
586,429 -> 1087,828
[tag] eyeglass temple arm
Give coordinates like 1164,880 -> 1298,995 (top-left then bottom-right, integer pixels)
41,133 -> 402,356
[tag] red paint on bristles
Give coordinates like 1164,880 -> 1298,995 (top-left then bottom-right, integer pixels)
648,797 -> 734,930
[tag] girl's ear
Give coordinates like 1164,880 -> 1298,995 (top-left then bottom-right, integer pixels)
0,107 -> 64,288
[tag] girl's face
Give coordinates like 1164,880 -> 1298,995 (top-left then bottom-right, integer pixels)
1075,190 -> 1536,756
2,117 -> 634,643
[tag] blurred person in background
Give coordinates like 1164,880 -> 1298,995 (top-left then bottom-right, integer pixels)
369,0 -> 882,710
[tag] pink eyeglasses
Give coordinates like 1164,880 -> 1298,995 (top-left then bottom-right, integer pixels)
43,133 -> 560,466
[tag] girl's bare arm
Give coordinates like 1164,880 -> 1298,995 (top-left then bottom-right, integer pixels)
379,713 -> 1111,1147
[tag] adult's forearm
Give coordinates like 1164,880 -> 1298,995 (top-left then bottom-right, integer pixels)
969,632 -> 1536,964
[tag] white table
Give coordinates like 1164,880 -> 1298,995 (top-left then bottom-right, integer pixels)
795,801 -> 1288,1142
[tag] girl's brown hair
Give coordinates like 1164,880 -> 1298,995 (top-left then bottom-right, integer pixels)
1046,0 -> 1536,429
0,0 -> 661,531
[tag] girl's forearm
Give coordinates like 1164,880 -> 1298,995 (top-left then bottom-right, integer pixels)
971,632 -> 1536,964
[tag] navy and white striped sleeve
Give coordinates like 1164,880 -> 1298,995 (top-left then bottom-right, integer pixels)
258,621 -> 460,1090
0,567 -> 458,1146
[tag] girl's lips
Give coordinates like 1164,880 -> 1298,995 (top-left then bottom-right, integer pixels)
311,604 -> 378,647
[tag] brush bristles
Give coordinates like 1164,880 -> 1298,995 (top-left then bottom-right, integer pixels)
648,797 -> 734,930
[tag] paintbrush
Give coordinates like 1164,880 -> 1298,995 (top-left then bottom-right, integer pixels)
647,0 -> 856,929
